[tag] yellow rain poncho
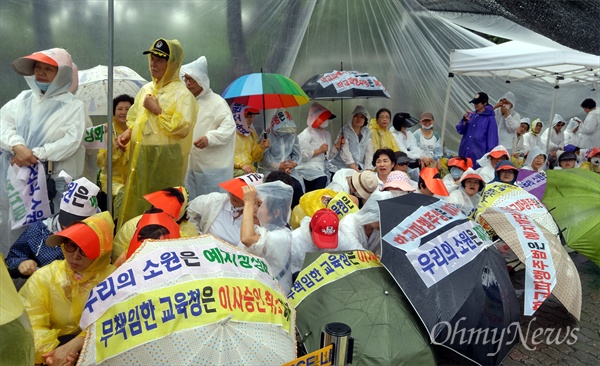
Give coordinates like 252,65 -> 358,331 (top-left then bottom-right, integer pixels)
118,39 -> 198,227
369,118 -> 399,152
97,118 -> 129,205
18,212 -> 115,364
232,104 -> 265,177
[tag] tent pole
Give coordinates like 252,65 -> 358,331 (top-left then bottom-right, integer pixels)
106,0 -> 114,215
440,73 -> 454,156
546,84 -> 559,155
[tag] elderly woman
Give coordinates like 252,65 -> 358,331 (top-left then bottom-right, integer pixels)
372,148 -> 397,189
19,212 -> 115,366
1,48 -> 86,250
330,105 -> 373,172
446,168 -> 485,215
369,108 -> 399,152
522,146 -> 547,173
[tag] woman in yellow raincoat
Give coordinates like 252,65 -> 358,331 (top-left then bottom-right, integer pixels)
369,108 -> 399,152
18,211 -> 115,365
232,103 -> 269,177
117,38 -> 198,227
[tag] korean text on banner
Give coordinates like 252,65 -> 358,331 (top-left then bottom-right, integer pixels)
93,278 -> 292,363
283,344 -> 333,366
382,200 -> 463,252
82,125 -> 107,149
7,161 -> 52,229
327,191 -> 358,220
406,220 -> 493,287
501,209 -> 556,315
287,250 -> 381,307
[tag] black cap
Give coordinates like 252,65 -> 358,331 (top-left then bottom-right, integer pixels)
393,112 -> 418,131
143,39 -> 170,59
558,152 -> 577,162
395,151 -> 415,165
469,92 -> 489,104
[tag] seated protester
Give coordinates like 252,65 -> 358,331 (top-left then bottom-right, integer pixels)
580,147 -> 600,174
6,174 -> 99,279
338,191 -> 388,255
391,112 -> 422,161
564,117 -> 582,147
326,169 -> 378,208
291,208 -> 362,274
418,167 -> 449,198
512,117 -> 530,157
413,112 -> 443,167
522,146 -> 547,173
125,208 -> 181,259
373,148 -> 396,190
369,108 -> 399,151
187,173 -> 263,246
329,105 -> 373,173
394,151 -> 419,183
296,102 -> 338,192
381,171 -> 416,195
446,168 -> 485,215
258,110 -> 304,208
540,114 -> 566,155
556,151 -> 578,170
113,186 -> 197,260
443,156 -> 473,194
19,212 -> 115,366
522,118 -> 545,152
476,145 -> 510,183
492,160 -> 520,185
241,181 -> 293,294
232,104 -> 269,177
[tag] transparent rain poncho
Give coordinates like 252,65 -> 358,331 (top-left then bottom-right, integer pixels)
540,114 -> 566,152
330,105 -> 373,172
246,181 -> 294,293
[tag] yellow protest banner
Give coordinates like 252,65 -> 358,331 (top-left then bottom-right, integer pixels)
282,344 -> 333,366
288,251 -> 381,308
94,278 -> 292,363
327,191 -> 359,220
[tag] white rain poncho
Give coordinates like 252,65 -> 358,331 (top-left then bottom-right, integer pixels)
0,48 -> 86,254
296,105 -> 335,181
579,108 -> 599,149
325,168 -> 355,193
246,181 -> 293,293
522,146 -> 547,173
494,92 -> 522,151
563,118 -> 582,147
475,145 -> 510,183
540,114 -> 566,152
180,56 -> 235,199
258,110 -> 304,191
290,215 -> 363,273
337,190 -> 390,255
392,128 -> 423,160
522,119 -> 545,152
445,168 -> 483,216
329,105 -> 373,172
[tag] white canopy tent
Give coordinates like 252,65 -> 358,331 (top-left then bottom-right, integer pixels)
440,41 -> 600,152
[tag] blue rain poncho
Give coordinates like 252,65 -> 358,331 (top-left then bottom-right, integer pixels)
456,104 -> 499,169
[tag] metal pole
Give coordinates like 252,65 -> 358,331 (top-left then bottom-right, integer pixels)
545,84 -> 559,155
440,73 -> 454,155
321,322 -> 353,365
106,0 -> 114,215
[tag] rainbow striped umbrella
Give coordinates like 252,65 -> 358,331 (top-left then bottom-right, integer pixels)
222,72 -> 309,131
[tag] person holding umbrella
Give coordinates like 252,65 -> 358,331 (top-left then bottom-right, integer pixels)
329,105 -> 373,173
232,103 -> 269,177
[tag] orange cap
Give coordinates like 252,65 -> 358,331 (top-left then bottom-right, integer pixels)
127,211 -> 181,258
420,167 -> 449,197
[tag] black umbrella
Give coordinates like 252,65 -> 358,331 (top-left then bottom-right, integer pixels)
378,193 -> 520,366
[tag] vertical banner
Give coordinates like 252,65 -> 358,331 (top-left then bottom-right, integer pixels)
7,162 -> 52,229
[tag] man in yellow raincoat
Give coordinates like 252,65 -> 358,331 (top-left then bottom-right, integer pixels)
117,38 -> 198,227
18,212 -> 115,365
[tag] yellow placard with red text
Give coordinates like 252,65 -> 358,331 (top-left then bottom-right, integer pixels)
93,278 -> 292,363
282,344 -> 333,366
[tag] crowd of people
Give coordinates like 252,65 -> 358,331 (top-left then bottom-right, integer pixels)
1,39 -> 599,365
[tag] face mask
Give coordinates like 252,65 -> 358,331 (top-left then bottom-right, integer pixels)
320,120 -> 329,129
421,125 -> 434,131
503,104 -> 512,111
35,80 -> 51,92
592,157 -> 600,166
450,167 -> 463,179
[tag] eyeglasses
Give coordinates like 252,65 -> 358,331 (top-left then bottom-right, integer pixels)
63,241 -> 87,257
397,162 -> 409,166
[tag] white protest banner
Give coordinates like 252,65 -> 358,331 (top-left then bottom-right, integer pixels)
82,124 -> 107,149
7,162 -> 52,229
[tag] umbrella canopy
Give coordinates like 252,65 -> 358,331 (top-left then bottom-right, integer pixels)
480,207 -> 582,320
301,70 -> 391,100
76,65 -> 147,115
289,250 -> 435,366
222,72 -> 309,110
473,182 -> 559,237
77,235 -> 295,365
379,194 -> 520,366
515,169 -> 547,201
542,169 -> 600,266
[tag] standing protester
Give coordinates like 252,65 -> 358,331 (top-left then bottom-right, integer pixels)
456,92 -> 499,169
493,92 -> 521,152
180,56 -> 235,199
579,98 -> 599,149
117,39 -> 198,227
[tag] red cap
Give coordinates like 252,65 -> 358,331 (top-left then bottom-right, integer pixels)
218,177 -> 248,200
310,209 -> 339,249
447,157 -> 472,171
489,149 -> 509,159
143,187 -> 187,220
587,147 -> 600,158
420,167 -> 449,197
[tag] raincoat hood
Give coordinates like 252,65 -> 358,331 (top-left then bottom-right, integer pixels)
492,160 -> 519,184
179,55 -> 210,96
500,91 -> 516,108
476,145 -> 510,168
524,146 -> 547,172
148,38 -> 184,90
530,118 -> 544,136
349,105 -> 370,124
13,48 -> 77,98
270,110 -> 297,134
566,118 -> 580,133
231,103 -> 256,136
551,114 -> 565,128
307,102 -> 335,128
256,181 -> 293,229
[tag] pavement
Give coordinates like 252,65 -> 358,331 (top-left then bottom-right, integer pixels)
502,252 -> 600,366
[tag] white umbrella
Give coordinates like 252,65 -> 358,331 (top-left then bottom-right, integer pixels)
76,65 -> 147,116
